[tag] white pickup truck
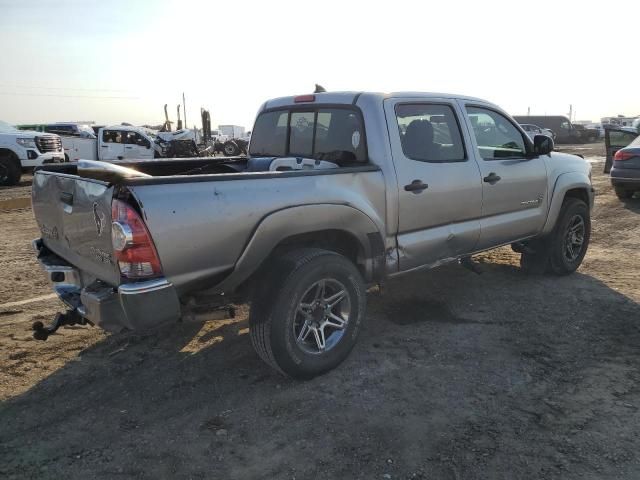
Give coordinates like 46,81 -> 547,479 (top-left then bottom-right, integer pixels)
0,121 -> 65,185
22,124 -> 162,162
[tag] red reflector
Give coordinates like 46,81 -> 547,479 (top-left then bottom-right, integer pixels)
614,150 -> 634,161
294,94 -> 315,103
111,199 -> 162,279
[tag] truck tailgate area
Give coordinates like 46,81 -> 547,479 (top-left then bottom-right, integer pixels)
31,171 -> 120,286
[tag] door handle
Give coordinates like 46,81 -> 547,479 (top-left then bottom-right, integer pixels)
483,172 -> 501,184
125,146 -> 133,149
404,180 -> 428,193
101,145 -> 108,148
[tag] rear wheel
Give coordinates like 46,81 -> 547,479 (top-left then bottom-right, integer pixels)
614,186 -> 635,200
0,153 -> 21,186
223,141 -> 240,156
249,248 -> 366,379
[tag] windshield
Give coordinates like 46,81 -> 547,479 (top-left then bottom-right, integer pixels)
78,124 -> 96,137
0,120 -> 18,133
143,128 -> 157,139
249,107 -> 366,164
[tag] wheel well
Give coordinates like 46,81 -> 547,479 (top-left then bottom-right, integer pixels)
234,229 -> 367,302
0,148 -> 19,162
272,230 -> 364,269
564,187 -> 589,205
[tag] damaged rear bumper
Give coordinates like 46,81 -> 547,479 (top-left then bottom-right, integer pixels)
33,239 -> 181,332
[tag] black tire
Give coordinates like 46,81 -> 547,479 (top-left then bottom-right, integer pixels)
250,248 -> 366,379
223,141 -> 240,156
614,186 -> 634,200
520,248 -> 550,275
0,153 -> 21,186
547,197 -> 591,275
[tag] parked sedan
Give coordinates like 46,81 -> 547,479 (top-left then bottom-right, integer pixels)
520,123 -> 556,140
610,133 -> 640,199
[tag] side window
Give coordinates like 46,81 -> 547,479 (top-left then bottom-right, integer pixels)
395,104 -> 466,162
125,131 -> 150,148
561,121 -> 571,130
103,130 -> 122,144
466,107 -> 527,160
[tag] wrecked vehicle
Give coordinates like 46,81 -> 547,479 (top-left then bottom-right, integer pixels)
30,91 -> 594,378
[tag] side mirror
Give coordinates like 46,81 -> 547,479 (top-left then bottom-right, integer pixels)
533,134 -> 554,155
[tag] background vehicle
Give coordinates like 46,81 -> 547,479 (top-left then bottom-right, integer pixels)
606,126 -> 640,198
18,123 -> 205,162
0,120 -> 64,185
31,91 -> 594,378
603,125 -> 639,173
573,124 -> 599,142
513,115 -> 581,143
519,123 -> 555,141
19,123 -> 97,162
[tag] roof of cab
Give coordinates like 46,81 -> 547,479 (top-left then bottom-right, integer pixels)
262,91 -> 493,111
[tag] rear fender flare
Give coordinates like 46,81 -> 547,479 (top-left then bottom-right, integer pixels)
215,204 -> 384,292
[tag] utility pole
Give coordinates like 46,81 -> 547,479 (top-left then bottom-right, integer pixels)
182,92 -> 187,130
527,106 -> 530,116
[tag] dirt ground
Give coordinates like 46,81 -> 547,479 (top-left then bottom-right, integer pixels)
2,144 -> 640,479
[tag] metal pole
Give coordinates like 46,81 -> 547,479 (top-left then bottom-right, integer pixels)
183,92 -> 187,130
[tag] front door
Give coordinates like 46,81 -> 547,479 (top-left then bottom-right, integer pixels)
384,98 -> 483,271
462,104 -> 549,250
123,131 -> 154,159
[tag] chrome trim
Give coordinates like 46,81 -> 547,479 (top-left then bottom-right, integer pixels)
118,278 -> 172,295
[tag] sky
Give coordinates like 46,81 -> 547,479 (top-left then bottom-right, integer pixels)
1,0 -> 638,130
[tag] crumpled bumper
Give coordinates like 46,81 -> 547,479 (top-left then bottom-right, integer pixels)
33,239 -> 181,332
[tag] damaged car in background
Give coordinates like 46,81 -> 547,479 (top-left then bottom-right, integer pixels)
30,91 -> 594,378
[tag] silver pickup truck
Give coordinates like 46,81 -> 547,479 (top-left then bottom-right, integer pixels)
31,91 -> 594,378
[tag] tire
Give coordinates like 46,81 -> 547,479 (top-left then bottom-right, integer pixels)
547,197 -> 591,275
249,248 -> 366,379
223,141 -> 240,156
0,154 -> 21,186
614,186 -> 634,200
520,248 -> 550,275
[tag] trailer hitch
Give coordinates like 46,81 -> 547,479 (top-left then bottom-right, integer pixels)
32,310 -> 92,341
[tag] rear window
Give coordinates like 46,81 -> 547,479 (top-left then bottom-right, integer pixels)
249,107 -> 366,164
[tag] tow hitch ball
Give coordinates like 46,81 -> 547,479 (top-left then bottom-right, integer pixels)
32,310 -> 92,341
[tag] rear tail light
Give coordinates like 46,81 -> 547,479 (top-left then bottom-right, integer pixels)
614,150 -> 634,161
111,199 -> 162,279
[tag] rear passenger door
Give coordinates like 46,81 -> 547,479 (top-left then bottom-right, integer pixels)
384,98 -> 483,271
99,129 -> 125,161
462,103 -> 549,250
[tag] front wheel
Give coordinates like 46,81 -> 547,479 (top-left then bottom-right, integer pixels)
547,197 -> 591,275
250,248 -> 366,379
0,154 -> 21,186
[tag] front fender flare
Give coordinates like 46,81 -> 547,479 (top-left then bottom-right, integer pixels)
541,172 -> 593,235
214,204 -> 384,293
